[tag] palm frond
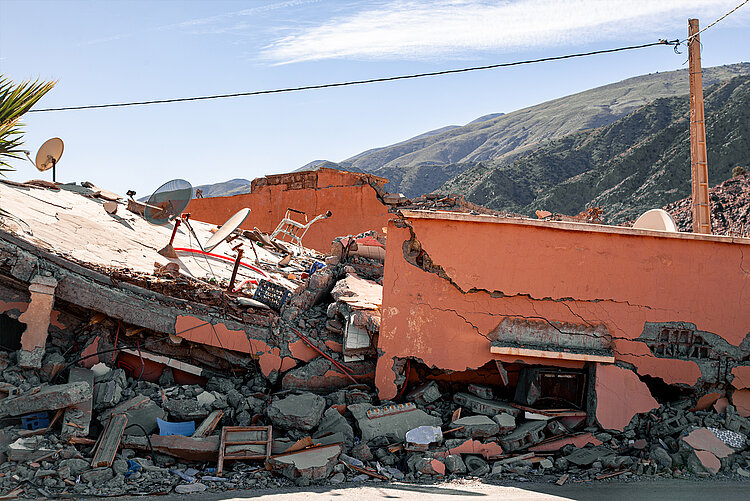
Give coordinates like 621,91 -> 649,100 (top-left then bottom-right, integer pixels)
0,75 -> 56,171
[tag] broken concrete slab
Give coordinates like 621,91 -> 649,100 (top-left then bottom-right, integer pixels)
565,445 -> 616,466
267,393 -> 326,431
451,415 -> 499,439
453,393 -> 521,418
61,368 -> 94,440
314,407 -> 354,448
528,433 -> 602,452
17,275 -> 57,369
594,364 -> 658,431
682,428 -> 734,458
691,450 -> 721,475
0,381 -> 91,417
414,457 -> 445,475
100,395 -> 164,435
732,389 -> 750,418
405,381 -> 441,405
267,444 -> 342,481
492,413 -> 515,433
349,403 -> 442,445
443,438 -> 504,460
444,454 -> 467,474
496,421 -> 546,452
467,384 -> 493,400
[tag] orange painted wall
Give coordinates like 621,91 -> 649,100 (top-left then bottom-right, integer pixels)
376,213 -> 750,400
187,170 -> 391,253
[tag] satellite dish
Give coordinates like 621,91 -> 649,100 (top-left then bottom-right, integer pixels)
144,179 -> 193,226
32,138 -> 64,182
205,208 -> 251,252
633,209 -> 678,232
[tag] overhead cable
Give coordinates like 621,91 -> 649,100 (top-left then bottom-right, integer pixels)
684,0 -> 749,43
30,40 -> 679,113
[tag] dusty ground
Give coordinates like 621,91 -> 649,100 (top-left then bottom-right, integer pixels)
112,478 -> 750,501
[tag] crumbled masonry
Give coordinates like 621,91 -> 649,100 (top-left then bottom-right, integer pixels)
0,176 -> 748,498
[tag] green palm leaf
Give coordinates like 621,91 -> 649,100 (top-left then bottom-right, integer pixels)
0,76 -> 56,172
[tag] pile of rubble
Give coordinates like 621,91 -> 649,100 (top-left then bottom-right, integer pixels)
664,172 -> 750,237
3,359 -> 750,498
1,179 -> 749,499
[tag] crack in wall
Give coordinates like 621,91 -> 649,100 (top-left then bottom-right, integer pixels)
397,218 -> 663,313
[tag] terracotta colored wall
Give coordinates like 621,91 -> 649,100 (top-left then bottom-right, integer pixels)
377,213 -> 750,411
187,170 -> 391,253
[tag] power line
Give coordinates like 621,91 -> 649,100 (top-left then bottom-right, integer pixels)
684,0 -> 749,43
30,40 -> 679,113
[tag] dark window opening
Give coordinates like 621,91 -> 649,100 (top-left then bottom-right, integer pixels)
0,313 -> 25,351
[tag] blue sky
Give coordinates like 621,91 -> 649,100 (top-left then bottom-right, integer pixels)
1,0 -> 748,196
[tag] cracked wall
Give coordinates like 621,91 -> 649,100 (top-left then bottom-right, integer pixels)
187,168 -> 391,253
377,212 -> 750,427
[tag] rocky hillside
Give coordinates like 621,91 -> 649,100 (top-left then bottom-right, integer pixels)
441,75 -> 750,223
326,63 -> 750,197
665,172 -> 750,237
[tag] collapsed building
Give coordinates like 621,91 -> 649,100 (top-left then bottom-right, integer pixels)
0,170 -> 749,499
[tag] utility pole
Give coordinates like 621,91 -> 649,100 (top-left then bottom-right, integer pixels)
688,18 -> 712,234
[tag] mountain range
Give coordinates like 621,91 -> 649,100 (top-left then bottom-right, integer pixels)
193,63 -> 750,223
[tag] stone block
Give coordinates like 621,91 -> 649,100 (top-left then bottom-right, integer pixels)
267,393 -> 326,431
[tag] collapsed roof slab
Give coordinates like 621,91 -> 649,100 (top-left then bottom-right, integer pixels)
376,210 -> 750,428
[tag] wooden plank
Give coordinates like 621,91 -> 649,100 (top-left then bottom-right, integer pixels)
192,410 -> 223,438
61,368 -> 94,440
490,346 -> 615,363
91,413 -> 127,467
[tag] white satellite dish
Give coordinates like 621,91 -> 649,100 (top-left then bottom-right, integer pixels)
633,209 -> 678,232
204,208 -> 251,252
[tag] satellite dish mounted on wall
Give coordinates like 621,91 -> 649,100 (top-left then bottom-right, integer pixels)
26,138 -> 64,182
204,208 -> 251,252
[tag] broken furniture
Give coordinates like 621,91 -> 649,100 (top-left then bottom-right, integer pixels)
270,208 -> 332,252
217,426 -> 273,475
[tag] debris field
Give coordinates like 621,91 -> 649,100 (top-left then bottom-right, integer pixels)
0,172 -> 749,499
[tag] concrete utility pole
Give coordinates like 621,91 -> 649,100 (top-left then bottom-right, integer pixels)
688,18 -> 712,234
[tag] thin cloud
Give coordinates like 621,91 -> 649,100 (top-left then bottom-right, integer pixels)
260,0 -> 748,64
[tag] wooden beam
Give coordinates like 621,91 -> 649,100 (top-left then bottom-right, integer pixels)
192,410 -> 223,438
688,18 -> 711,234
91,413 -> 127,468
490,346 -> 614,363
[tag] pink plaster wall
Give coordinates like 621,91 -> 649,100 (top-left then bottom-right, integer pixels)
377,214 -> 750,407
187,169 -> 391,253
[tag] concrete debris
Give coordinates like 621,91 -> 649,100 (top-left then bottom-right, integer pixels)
451,415 -> 500,439
405,426 -> 443,450
267,393 -> 326,431
349,403 -> 442,445
0,382 -> 92,417
267,444 -> 342,481
0,176 -> 749,497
